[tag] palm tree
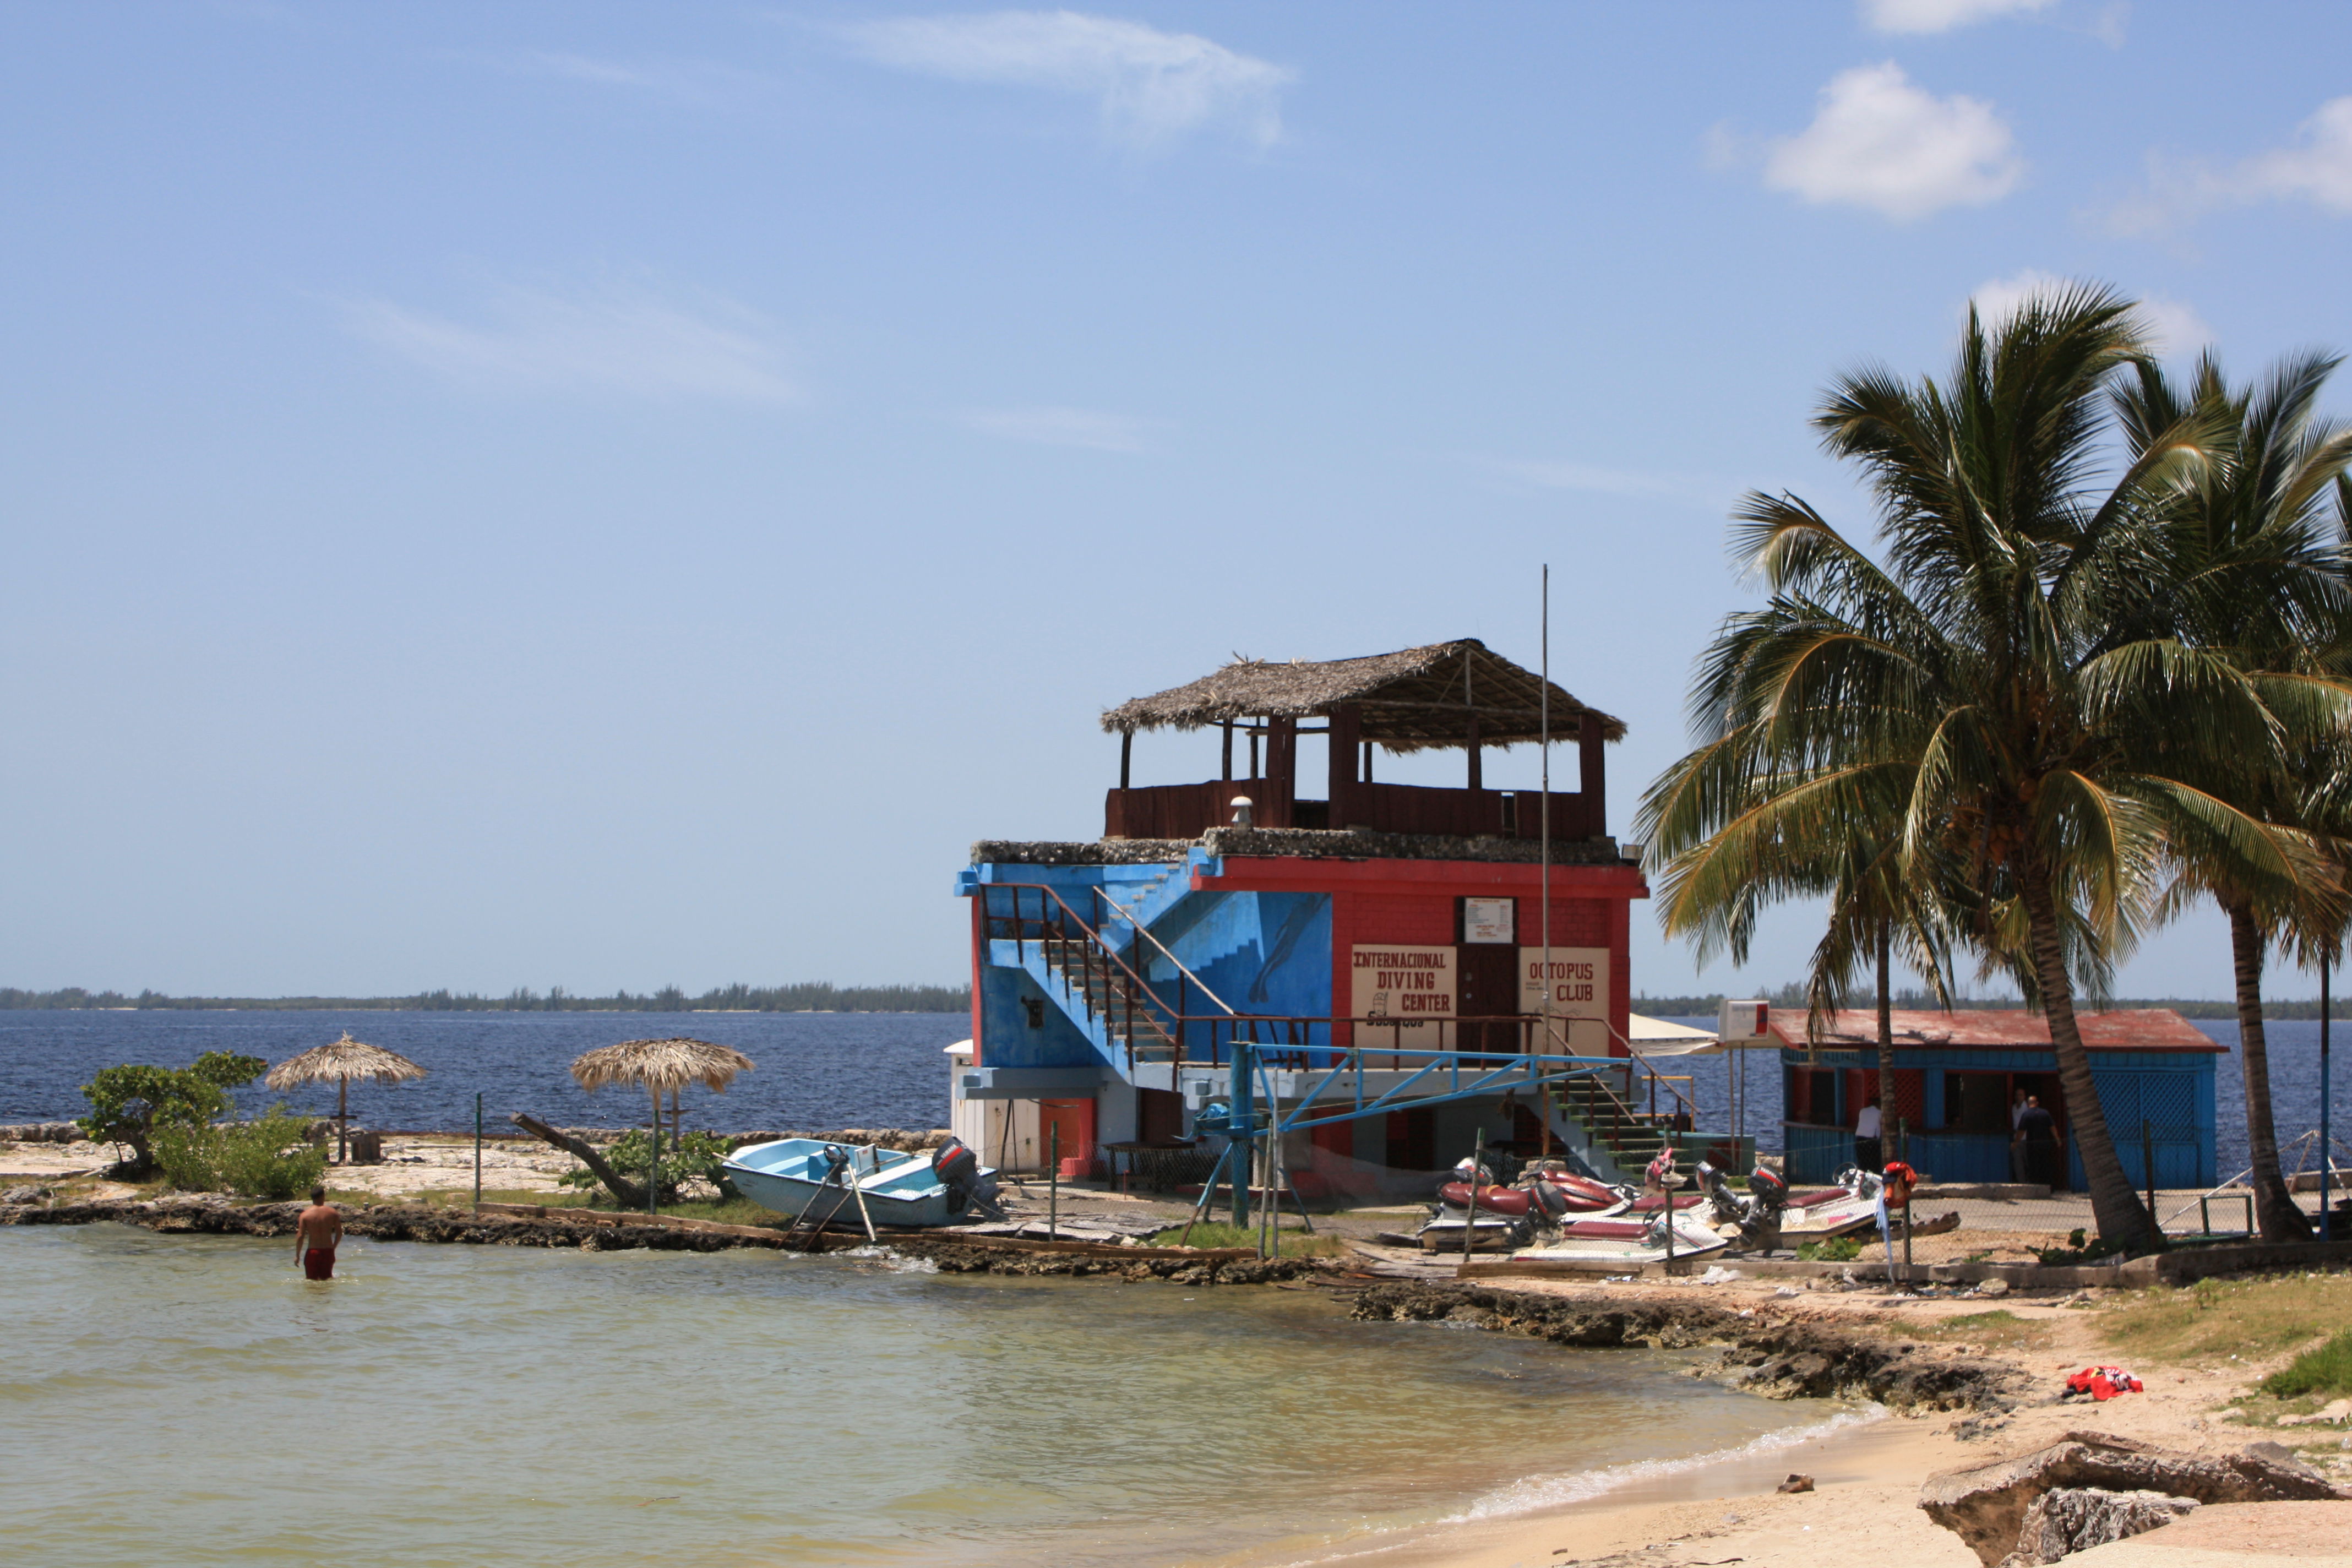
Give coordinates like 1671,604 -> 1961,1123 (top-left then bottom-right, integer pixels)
2120,355 -> 2352,1237
1643,757 -> 1951,1149
1643,284 -> 2326,1249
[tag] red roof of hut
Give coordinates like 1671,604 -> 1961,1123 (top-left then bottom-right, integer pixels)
1765,1009 -> 2222,1054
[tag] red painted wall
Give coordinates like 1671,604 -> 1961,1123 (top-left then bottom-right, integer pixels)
1198,856 -> 1647,1059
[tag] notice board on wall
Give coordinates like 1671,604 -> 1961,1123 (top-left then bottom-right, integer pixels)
1350,944 -> 1455,1055
1461,897 -> 1515,944
1519,946 -> 1611,1053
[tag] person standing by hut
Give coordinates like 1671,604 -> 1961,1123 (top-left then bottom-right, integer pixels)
1853,1096 -> 1883,1174
2016,1094 -> 2060,1190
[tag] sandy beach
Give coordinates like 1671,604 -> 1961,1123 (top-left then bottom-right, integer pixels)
0,1130 -> 578,1200
1218,1272 -> 2352,1568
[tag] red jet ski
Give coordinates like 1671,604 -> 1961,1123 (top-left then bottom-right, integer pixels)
1527,1170 -> 1631,1213
1438,1181 -> 1537,1216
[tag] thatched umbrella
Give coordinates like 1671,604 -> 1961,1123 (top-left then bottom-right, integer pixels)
267,1032 -> 428,1163
568,1038 -> 754,1215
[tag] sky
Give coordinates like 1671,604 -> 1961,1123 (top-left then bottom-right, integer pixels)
6,0 -> 2352,1000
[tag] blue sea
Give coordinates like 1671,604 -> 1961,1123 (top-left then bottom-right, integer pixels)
0,1010 -> 967,1134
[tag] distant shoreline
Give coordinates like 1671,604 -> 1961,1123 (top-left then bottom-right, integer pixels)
0,984 -> 972,1015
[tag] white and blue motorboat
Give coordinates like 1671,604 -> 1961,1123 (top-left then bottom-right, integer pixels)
722,1137 -> 1000,1229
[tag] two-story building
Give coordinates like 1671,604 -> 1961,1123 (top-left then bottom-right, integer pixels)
950,640 -> 1679,1200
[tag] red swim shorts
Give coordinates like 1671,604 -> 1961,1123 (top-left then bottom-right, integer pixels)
303,1247 -> 336,1281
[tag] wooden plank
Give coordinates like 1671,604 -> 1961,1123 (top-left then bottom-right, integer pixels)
1457,1257 -> 1643,1280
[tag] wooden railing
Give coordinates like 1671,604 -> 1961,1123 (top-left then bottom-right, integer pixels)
1104,780 -> 1599,841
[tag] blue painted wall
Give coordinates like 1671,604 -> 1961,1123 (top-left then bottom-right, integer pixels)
1144,890 -> 1333,1057
1778,1046 -> 2218,1188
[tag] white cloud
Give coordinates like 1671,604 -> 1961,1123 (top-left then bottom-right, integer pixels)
841,10 -> 1292,149
2110,96 -> 2352,234
1967,267 -> 2067,327
959,405 -> 1163,452
2240,96 -> 2352,213
1763,63 -> 2024,220
342,283 -> 797,401
1860,0 -> 2056,32
2138,295 -> 2215,356
1966,270 -> 2212,355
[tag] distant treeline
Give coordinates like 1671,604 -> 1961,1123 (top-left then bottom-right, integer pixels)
0,982 -> 972,1014
1635,986 -> 2321,1022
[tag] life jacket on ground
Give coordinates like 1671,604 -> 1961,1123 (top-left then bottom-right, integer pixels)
2065,1365 -> 2144,1400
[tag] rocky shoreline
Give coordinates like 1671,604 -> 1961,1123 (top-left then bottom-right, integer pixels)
0,1194 -> 1324,1283
1349,1281 -> 2028,1411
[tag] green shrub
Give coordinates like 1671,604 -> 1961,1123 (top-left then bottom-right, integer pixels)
558,1129 -> 739,1204
2262,1330 -> 2352,1400
1798,1235 -> 1863,1262
78,1052 -> 266,1173
154,1107 -> 328,1200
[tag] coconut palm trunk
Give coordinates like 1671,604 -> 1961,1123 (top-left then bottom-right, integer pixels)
1876,923 -> 1895,1163
2228,900 -> 2316,1239
2019,854 -> 2155,1246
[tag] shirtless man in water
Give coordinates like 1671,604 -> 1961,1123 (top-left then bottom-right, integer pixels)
295,1186 -> 342,1280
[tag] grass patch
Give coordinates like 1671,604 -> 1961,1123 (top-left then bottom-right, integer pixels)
1903,1310 -> 2056,1352
2098,1267 -> 2352,1365
2262,1331 -> 2352,1401
1146,1221 -> 1350,1257
1798,1235 -> 1864,1262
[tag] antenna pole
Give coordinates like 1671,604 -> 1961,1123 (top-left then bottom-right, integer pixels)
1540,564 -> 1552,1072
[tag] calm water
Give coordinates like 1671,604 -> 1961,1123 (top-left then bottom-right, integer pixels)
0,1010 -> 966,1133
1652,1016 -> 2352,1177
1,1225 -> 1823,1567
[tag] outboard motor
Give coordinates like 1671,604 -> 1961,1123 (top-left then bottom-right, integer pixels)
1735,1164 -> 1790,1252
1523,1175 -> 1570,1224
1698,1159 -> 1793,1253
1696,1159 -> 1743,1226
932,1137 -> 1006,1221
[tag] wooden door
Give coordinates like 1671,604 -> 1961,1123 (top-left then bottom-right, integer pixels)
1136,1087 -> 1184,1144
1384,1107 -> 1436,1172
1455,897 -> 1521,1058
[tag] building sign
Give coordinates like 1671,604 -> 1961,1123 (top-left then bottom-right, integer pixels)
1520,947 -> 1611,1053
1462,897 -> 1515,944
1351,944 -> 1455,1055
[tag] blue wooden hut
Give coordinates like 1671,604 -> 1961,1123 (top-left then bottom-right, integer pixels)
1772,1009 -> 2221,1189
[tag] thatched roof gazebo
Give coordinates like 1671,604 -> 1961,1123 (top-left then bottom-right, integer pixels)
568,1038 -> 754,1215
1096,639 -> 1626,841
1101,638 -> 1624,752
266,1032 -> 427,1163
